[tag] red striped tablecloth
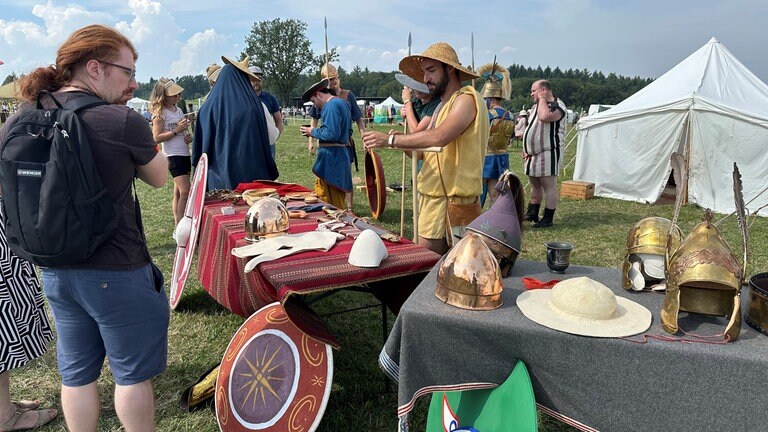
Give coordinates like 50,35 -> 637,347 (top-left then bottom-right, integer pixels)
196,198 -> 441,345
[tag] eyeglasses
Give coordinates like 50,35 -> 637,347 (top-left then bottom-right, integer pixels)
98,60 -> 137,82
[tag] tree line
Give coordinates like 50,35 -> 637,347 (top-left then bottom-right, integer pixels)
4,17 -> 653,114
130,63 -> 652,116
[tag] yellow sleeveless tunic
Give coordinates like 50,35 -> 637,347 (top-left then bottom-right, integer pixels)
418,86 -> 488,198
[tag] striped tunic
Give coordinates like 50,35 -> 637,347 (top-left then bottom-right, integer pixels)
523,98 -> 567,177
0,209 -> 53,374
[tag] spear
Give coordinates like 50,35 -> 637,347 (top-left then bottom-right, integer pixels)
399,32 -> 411,238
471,32 -> 475,88
323,17 -> 329,75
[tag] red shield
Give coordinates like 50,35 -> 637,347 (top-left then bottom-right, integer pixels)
216,302 -> 333,431
364,149 -> 387,219
170,153 -> 208,309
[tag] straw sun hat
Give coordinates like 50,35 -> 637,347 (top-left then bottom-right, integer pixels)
399,42 -> 479,84
221,55 -> 260,81
394,73 -> 429,94
516,277 -> 652,338
162,79 -> 183,97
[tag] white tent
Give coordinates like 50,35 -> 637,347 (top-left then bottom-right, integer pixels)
587,104 -> 615,116
574,37 -> 768,216
126,97 -> 149,111
374,96 -> 403,124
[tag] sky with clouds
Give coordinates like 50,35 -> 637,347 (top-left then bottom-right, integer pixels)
1,0 -> 766,85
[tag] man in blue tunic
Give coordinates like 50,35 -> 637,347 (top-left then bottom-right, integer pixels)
300,79 -> 352,210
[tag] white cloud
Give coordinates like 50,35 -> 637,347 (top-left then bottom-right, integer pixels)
168,29 -> 229,78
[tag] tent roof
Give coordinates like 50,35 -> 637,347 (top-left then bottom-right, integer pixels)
579,37 -> 768,129
0,81 -> 20,99
375,96 -> 402,108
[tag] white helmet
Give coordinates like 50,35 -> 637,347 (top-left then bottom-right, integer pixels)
348,230 -> 388,267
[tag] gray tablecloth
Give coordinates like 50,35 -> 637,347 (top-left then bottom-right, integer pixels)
380,260 -> 768,432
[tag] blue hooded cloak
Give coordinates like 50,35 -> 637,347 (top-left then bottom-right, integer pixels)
192,64 -> 278,190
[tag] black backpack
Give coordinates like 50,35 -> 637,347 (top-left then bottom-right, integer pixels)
0,90 -> 117,267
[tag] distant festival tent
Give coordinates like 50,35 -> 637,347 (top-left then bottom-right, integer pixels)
0,81 -> 20,99
126,97 -> 149,111
574,37 -> 768,216
373,96 -> 403,124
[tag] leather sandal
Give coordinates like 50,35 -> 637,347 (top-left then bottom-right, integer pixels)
9,402 -> 39,413
0,407 -> 57,431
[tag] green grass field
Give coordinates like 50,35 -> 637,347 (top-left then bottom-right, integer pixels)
10,118 -> 768,431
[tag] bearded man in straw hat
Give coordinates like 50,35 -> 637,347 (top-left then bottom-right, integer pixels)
363,42 -> 489,254
300,79 -> 353,210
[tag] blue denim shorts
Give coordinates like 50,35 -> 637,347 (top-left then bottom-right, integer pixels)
42,265 -> 170,386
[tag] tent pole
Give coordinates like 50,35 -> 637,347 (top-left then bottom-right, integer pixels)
683,115 -> 691,205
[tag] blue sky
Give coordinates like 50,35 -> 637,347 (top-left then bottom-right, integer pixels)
1,0 -> 766,85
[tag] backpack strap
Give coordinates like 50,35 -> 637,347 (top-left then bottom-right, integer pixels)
36,90 -> 65,110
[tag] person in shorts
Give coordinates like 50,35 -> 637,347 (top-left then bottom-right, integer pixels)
150,78 -> 192,230
6,24 -> 169,431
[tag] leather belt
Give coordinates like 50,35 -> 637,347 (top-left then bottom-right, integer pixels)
318,142 -> 347,147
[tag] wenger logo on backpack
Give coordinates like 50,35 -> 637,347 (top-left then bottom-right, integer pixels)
0,90 -> 117,267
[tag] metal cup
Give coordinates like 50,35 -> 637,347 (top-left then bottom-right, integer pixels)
545,241 -> 573,273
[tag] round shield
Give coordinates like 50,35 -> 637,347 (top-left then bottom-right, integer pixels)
216,302 -> 333,432
170,153 -> 208,309
364,149 -> 387,219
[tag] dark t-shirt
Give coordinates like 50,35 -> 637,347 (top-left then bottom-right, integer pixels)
0,91 -> 158,270
413,97 -> 440,121
257,91 -> 280,114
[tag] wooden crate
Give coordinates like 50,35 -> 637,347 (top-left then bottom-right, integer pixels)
560,180 -> 595,200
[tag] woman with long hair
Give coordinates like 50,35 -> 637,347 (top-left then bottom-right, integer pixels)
150,78 -> 192,231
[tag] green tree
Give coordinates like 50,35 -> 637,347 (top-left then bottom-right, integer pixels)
242,18 -> 315,106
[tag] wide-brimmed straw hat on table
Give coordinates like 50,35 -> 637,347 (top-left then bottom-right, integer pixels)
301,78 -> 331,102
398,42 -> 479,84
516,277 -> 652,338
221,55 -> 260,81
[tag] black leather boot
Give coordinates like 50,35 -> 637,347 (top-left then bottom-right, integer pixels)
524,203 -> 541,223
533,207 -> 555,228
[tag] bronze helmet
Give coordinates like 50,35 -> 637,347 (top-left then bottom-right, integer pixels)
661,213 -> 743,341
435,233 -> 503,310
320,63 -> 338,79
476,60 -> 510,100
481,80 -> 503,99
244,197 -> 289,242
621,217 -> 683,290
465,171 -> 524,277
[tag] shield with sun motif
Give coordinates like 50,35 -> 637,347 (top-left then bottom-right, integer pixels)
216,302 -> 333,431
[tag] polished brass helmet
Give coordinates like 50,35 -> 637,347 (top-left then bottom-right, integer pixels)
435,232 -> 503,310
481,80 -> 503,99
476,61 -> 510,100
244,197 -> 289,242
661,214 -> 743,341
320,63 -> 338,79
621,217 -> 683,290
